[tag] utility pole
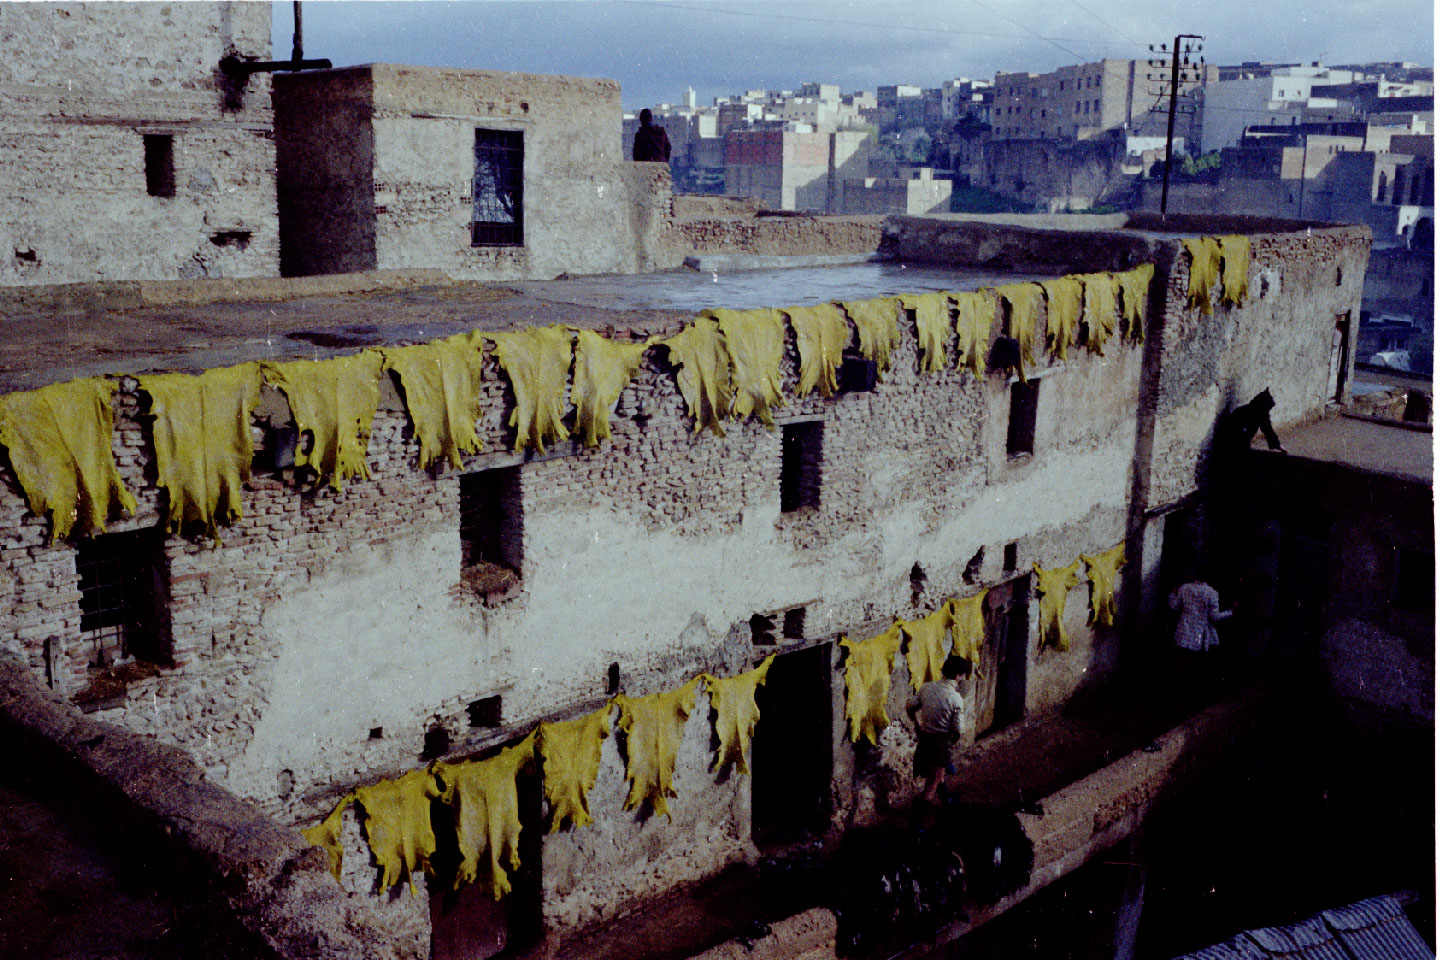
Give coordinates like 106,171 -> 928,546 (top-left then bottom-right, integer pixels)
291,1 -> 304,64
1149,34 -> 1204,216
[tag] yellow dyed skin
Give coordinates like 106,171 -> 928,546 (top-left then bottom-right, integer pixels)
785,303 -> 849,398
381,332 -> 487,470
948,589 -> 988,668
1034,560 -> 1082,652
1217,235 -> 1251,307
952,289 -> 997,378
703,655 -> 774,774
301,793 -> 355,880
901,605 -> 955,692
263,352 -> 384,491
1040,277 -> 1084,361
1117,264 -> 1155,342
1081,541 -> 1126,627
137,364 -> 262,544
898,293 -> 952,373
484,326 -> 573,454
570,330 -> 652,447
1077,273 -> 1120,356
614,678 -> 700,818
536,707 -> 612,832
661,318 -> 733,437
433,732 -> 537,898
1181,237 -> 1222,315
0,377 -> 136,542
842,297 -> 902,376
708,308 -> 787,427
353,767 -> 442,895
995,283 -> 1044,382
840,625 -> 903,744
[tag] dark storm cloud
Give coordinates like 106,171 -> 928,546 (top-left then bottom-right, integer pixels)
275,1 -> 1432,110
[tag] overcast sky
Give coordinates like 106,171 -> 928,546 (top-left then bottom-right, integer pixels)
272,0 -> 1434,110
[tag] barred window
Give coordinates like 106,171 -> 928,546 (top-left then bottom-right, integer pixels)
472,129 -> 524,247
76,528 -> 170,666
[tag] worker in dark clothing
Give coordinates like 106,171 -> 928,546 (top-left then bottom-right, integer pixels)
632,109 -> 671,162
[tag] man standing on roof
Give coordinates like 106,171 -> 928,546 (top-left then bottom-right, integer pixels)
907,656 -> 971,808
632,109 -> 671,163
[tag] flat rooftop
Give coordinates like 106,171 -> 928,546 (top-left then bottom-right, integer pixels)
1272,415 -> 1433,485
0,262 -> 1056,395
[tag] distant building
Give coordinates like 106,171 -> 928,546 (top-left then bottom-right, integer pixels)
723,128 -> 870,211
841,167 -> 952,215
993,59 -> 1214,142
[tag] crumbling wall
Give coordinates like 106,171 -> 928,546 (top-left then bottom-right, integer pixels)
0,2 -> 279,286
675,215 -> 884,259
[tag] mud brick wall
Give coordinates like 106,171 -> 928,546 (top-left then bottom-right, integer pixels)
0,2 -> 279,285
0,216 -> 1367,944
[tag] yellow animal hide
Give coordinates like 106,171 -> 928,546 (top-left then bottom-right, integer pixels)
703,656 -> 775,774
1181,237 -> 1222,315
840,625 -> 903,744
381,332 -> 487,470
1077,273 -> 1120,356
948,589 -> 988,667
433,732 -> 537,898
902,605 -> 956,691
952,289 -> 997,378
785,303 -> 849,398
0,377 -> 137,542
950,287 -> 996,377
301,793 -> 355,881
353,768 -> 442,895
537,707 -> 612,832
263,352 -> 383,491
1081,541 -> 1126,627
708,308 -> 787,427
1117,264 -> 1154,342
137,364 -> 262,543
996,282 -> 1044,382
842,297 -> 902,376
1033,560 -> 1082,652
570,330 -> 652,448
1218,235 -> 1251,307
660,318 -> 733,437
483,326 -> 573,454
614,678 -> 700,819
1041,277 -> 1084,362
898,293 -> 951,373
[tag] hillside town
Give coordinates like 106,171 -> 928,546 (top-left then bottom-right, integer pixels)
0,4 -> 1432,960
625,60 -> 1434,377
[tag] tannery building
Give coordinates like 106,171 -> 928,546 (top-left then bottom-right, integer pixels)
0,5 -> 1431,960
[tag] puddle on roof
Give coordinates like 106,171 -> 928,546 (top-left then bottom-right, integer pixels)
516,261 -> 1056,312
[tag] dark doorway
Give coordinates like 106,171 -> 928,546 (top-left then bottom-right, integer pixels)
430,766 -> 543,960
977,577 -> 1030,736
1331,312 -> 1351,402
751,644 -> 832,845
1272,513 -> 1331,657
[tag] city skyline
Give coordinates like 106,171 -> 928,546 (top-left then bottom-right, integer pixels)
272,0 -> 1435,110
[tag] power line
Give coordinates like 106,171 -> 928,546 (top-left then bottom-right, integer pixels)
1066,0 -> 1144,48
616,0 -> 1146,49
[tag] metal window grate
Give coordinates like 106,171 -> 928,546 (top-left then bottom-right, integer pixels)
473,129 -> 523,247
76,529 -> 167,665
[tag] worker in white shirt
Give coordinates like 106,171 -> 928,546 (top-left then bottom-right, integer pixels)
906,656 -> 970,807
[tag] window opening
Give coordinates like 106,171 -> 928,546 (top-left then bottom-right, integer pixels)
910,562 -> 928,604
1003,542 -> 1019,574
780,422 -> 823,512
782,607 -> 807,640
143,134 -> 175,198
1395,548 -> 1434,614
606,663 -> 622,696
964,548 -> 985,584
467,696 -> 503,728
76,527 -> 170,668
750,613 -> 779,646
460,467 -> 523,594
369,727 -> 384,739
472,129 -> 524,246
422,725 -> 452,761
1006,381 -> 1039,458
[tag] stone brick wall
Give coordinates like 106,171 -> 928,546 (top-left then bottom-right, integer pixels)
0,215 -> 1368,949
0,2 -> 279,285
274,64 -> 674,282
